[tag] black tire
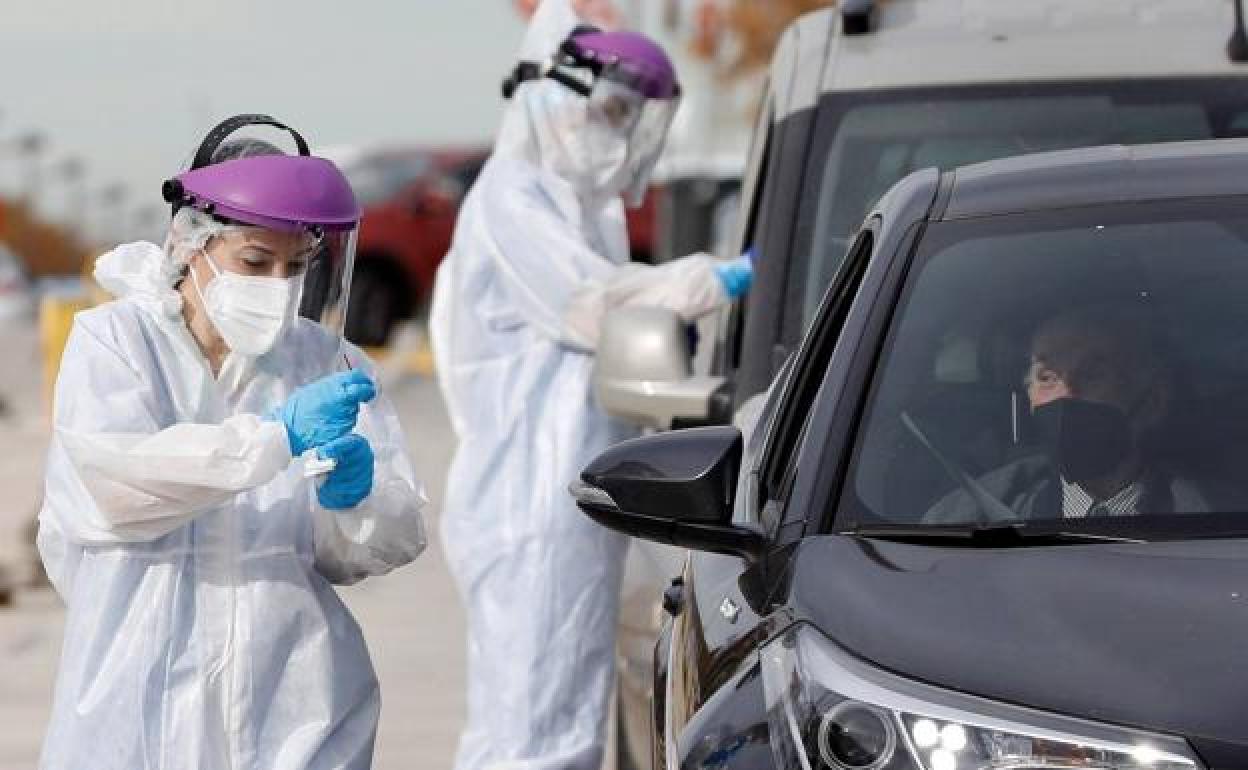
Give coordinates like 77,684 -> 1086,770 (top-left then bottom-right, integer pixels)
345,263 -> 404,347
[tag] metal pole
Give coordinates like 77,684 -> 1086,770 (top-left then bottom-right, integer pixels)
63,158 -> 87,238
0,111 -> 6,197
95,183 -> 128,246
1230,0 -> 1248,62
133,205 -> 164,243
17,132 -> 46,208
47,156 -> 86,237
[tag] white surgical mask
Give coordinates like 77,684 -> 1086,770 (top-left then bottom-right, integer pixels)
190,250 -> 301,356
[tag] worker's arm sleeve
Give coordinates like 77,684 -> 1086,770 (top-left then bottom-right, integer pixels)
561,255 -> 728,350
310,350 -> 427,585
483,181 -> 728,352
44,320 -> 292,544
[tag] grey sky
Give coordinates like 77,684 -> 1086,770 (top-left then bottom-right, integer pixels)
1,0 -> 525,232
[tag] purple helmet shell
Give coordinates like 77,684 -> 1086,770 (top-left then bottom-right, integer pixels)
569,30 -> 679,100
171,154 -> 360,232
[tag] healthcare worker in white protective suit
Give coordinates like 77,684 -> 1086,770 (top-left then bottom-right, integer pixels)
37,115 -> 427,770
429,4 -> 753,768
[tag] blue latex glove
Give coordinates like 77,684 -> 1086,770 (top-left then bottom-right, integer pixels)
269,369 -> 377,455
714,253 -> 754,300
316,434 -> 374,510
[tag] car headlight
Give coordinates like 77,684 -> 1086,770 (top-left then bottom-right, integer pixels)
760,624 -> 1204,770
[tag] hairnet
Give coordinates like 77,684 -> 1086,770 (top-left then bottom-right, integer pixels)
162,206 -> 228,288
210,137 -> 284,164
160,137 -> 286,286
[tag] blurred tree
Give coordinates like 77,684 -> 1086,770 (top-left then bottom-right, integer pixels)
703,0 -> 835,78
0,197 -> 88,276
510,0 -> 834,77
513,0 -> 626,26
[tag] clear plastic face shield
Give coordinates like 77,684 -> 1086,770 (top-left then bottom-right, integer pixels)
297,227 -> 358,347
504,31 -> 681,206
181,213 -> 358,373
586,74 -> 680,205
165,114 -> 363,379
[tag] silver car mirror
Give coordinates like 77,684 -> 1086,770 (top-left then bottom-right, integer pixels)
594,306 -> 725,430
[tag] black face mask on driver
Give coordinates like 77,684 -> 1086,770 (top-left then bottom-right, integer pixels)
1031,397 -> 1133,484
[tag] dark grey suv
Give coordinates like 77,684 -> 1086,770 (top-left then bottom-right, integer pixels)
576,139 -> 1248,769
593,5 -> 1248,767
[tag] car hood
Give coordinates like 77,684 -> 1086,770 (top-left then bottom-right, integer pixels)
787,535 -> 1248,748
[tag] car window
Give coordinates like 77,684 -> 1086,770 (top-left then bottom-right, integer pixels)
734,89 -> 775,258
715,93 -> 774,378
449,155 -> 488,196
345,154 -> 432,207
761,229 -> 876,519
835,197 -> 1248,538
730,355 -> 791,527
783,78 -> 1248,345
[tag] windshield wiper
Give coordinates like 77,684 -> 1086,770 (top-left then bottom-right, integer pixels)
848,525 -> 1144,547
900,412 -> 1019,524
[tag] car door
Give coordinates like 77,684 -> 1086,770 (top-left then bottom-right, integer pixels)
657,228 -> 882,769
725,88 -> 821,407
613,81 -> 784,770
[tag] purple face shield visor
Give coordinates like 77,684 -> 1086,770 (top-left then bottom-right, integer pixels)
501,28 -> 682,205
162,115 -> 365,365
565,30 -> 680,100
163,154 -> 360,235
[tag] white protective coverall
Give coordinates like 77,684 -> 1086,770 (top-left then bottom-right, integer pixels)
429,3 -> 730,768
37,240 -> 428,769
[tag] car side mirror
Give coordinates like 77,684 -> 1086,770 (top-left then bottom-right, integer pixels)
594,306 -> 726,430
571,426 -> 765,561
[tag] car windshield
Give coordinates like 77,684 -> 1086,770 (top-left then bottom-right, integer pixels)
787,79 -> 1248,338
345,153 -> 432,207
837,198 -> 1248,539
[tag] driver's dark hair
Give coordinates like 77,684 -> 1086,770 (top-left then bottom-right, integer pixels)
1031,302 -> 1171,432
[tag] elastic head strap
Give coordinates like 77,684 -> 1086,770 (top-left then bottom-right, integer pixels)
190,114 -> 310,171
501,61 -> 594,100
502,61 -> 543,99
501,24 -> 603,100
163,114 -> 312,219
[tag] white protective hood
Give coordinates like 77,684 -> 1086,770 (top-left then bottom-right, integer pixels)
429,2 -> 731,769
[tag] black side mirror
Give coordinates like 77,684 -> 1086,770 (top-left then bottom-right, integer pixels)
571,426 -> 765,561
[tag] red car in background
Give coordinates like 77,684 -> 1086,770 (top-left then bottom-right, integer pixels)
338,146 -> 659,346
340,147 -> 486,346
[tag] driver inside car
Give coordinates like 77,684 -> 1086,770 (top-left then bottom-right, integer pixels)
925,303 -> 1239,523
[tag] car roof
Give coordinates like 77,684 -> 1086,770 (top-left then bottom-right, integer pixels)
773,1 -> 1245,119
938,138 -> 1248,220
